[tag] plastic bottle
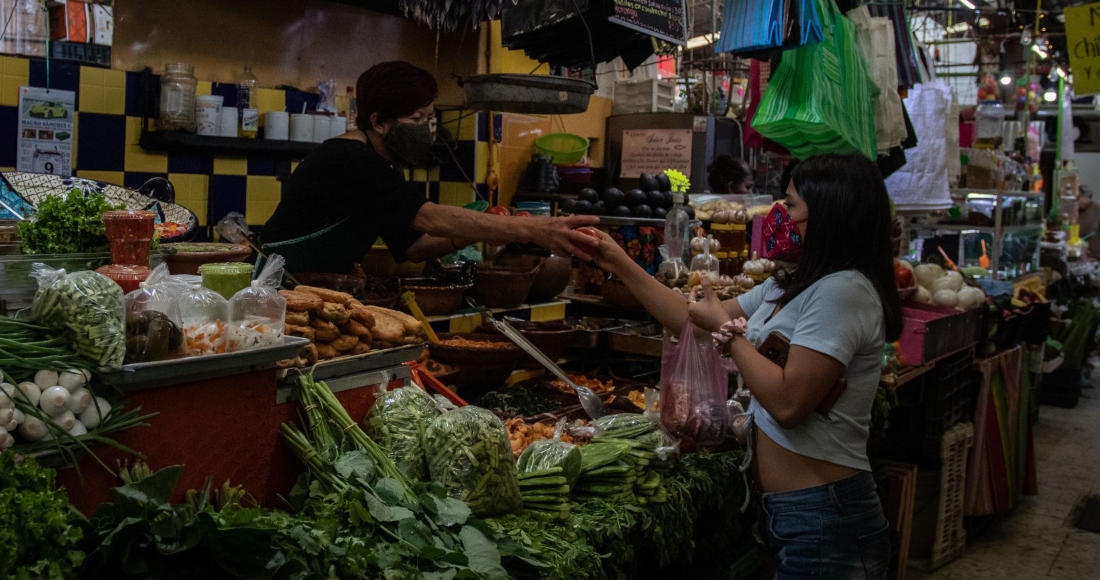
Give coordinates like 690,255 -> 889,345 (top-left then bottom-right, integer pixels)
974,99 -> 1004,149
236,65 -> 258,139
159,63 -> 197,132
347,86 -> 358,131
664,193 -> 692,265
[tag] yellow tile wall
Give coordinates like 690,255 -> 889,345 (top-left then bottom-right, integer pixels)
438,182 -> 475,207
213,157 -> 249,175
0,56 -> 29,108
245,175 -> 281,224
78,66 -> 126,115
168,173 -> 210,226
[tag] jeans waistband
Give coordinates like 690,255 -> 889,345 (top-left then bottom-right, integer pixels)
759,471 -> 876,511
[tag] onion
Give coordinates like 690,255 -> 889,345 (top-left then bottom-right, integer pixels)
12,410 -> 24,425
0,385 -> 13,410
57,369 -> 85,392
0,426 -> 12,449
17,382 -> 41,407
932,276 -> 957,294
941,270 -> 964,292
2,419 -> 14,433
933,289 -> 959,307
957,286 -> 986,310
67,388 -> 93,414
914,264 -> 944,289
0,408 -> 11,425
51,410 -> 76,431
18,416 -> 48,441
68,422 -> 87,437
33,370 -> 58,390
79,397 -> 112,429
39,387 -> 71,416
915,286 -> 933,304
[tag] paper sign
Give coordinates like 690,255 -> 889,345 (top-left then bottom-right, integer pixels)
620,128 -> 692,178
1065,2 -> 1100,96
17,87 -> 75,176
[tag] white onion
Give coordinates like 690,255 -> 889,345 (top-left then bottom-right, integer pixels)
0,426 -> 12,449
941,270 -> 964,292
33,370 -> 58,390
68,422 -> 87,437
67,388 -> 93,414
914,264 -> 944,290
51,410 -> 76,431
0,384 -> 15,409
79,397 -> 112,429
0,408 -> 12,425
80,369 -> 92,383
915,286 -> 933,304
3,420 -> 15,432
932,276 -> 957,294
933,289 -> 959,307
39,387 -> 71,416
957,286 -> 986,310
17,383 -> 40,407
17,416 -> 48,441
12,409 -> 23,425
57,370 -> 85,392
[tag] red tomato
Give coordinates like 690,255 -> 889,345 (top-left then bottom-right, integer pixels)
578,227 -> 601,238
487,206 -> 511,216
514,211 -> 533,217
894,260 -> 914,288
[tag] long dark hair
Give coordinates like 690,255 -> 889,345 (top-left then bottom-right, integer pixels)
773,153 -> 903,342
707,154 -> 753,193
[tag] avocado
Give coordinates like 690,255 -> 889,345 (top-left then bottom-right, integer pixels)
578,188 -> 600,204
603,188 -> 625,207
625,189 -> 648,208
639,173 -> 660,192
646,190 -> 665,208
612,205 -> 633,217
633,204 -> 654,218
654,207 -> 668,219
573,200 -> 593,214
591,201 -> 607,216
560,198 -> 577,214
655,173 -> 672,192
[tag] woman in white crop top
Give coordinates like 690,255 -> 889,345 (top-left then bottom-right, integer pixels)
590,153 -> 902,579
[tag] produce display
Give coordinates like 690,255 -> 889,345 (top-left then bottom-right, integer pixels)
228,257 -> 287,351
910,262 -> 987,310
362,385 -> 439,481
662,268 -> 756,300
0,454 -> 86,579
548,373 -> 617,395
479,387 -> 560,419
690,198 -> 749,223
505,416 -> 577,457
562,174 -> 676,219
517,420 -> 583,487
438,336 -> 515,349
17,190 -> 124,254
742,252 -> 777,278
425,406 -> 523,518
31,265 -> 126,368
0,316 -> 93,380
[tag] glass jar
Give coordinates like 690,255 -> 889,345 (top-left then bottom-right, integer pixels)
974,99 -> 1005,149
159,63 -> 197,132
199,262 -> 254,300
102,210 -> 155,266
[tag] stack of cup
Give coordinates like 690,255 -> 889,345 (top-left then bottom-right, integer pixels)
312,115 -> 330,143
220,107 -> 239,138
195,95 -> 223,136
264,112 -> 289,140
290,114 -> 313,142
102,210 -> 156,267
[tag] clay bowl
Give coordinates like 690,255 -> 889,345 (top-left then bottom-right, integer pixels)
495,246 -> 572,302
429,333 -> 522,396
400,277 -> 472,316
477,320 -> 577,369
470,260 -> 543,309
162,243 -> 252,275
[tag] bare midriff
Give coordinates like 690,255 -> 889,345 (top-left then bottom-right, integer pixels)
752,427 -> 860,493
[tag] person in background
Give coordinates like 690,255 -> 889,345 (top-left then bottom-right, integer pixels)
261,60 -> 599,274
589,152 -> 901,579
707,154 -> 755,194
1078,185 -> 1100,259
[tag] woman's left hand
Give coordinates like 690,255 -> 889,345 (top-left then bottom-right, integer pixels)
687,279 -> 732,333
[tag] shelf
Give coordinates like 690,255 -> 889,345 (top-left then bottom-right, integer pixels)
140,130 -> 317,159
915,223 -> 1044,234
950,188 -> 1044,199
426,300 -> 570,334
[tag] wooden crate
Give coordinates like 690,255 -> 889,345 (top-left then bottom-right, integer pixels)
876,461 -> 919,580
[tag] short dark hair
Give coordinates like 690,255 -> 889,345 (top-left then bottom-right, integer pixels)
773,153 -> 903,342
355,61 -> 438,131
707,154 -> 753,193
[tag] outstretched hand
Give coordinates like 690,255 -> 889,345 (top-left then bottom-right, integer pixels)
541,215 -> 601,261
687,279 -> 732,334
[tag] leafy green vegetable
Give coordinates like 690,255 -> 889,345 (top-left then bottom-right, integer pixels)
18,190 -> 124,255
0,454 -> 86,580
363,386 -> 440,481
425,406 -> 523,518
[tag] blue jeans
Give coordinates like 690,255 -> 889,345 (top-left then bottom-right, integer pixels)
757,471 -> 890,579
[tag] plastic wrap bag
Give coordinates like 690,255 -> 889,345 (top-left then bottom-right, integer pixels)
124,264 -> 187,363
424,405 -> 522,518
228,255 -> 286,351
31,264 -> 125,368
178,282 -> 230,356
517,418 -> 583,487
362,385 -> 439,481
658,321 -> 730,446
690,236 -> 720,276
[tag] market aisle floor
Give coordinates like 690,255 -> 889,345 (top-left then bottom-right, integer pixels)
909,371 -> 1100,580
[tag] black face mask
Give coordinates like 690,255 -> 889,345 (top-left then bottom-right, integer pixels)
384,120 -> 436,166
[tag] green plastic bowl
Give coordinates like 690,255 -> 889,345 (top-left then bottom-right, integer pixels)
535,133 -> 590,165
463,200 -> 489,212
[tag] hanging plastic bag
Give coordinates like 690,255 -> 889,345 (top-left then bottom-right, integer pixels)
424,405 -> 522,518
31,264 -> 126,368
362,384 -> 439,482
517,418 -> 583,488
658,321 -> 730,447
123,263 -> 187,363
690,236 -> 720,277
228,255 -> 287,351
178,280 -> 231,356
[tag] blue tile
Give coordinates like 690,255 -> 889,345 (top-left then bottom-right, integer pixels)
476,183 -> 490,202
124,70 -> 159,118
123,171 -> 168,191
75,113 -> 125,172
439,140 -> 475,182
247,156 -> 278,177
29,60 -> 80,108
208,175 -> 247,226
167,154 -> 213,175
477,111 -> 490,142
211,83 -> 236,106
0,107 -> 16,167
493,113 -> 503,143
408,181 -> 440,204
284,89 -> 317,116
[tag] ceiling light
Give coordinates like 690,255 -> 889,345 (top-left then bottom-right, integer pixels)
1044,89 -> 1058,102
1032,44 -> 1049,59
1000,74 -> 1012,85
959,0 -> 976,9
1057,67 -> 1067,79
685,33 -> 719,50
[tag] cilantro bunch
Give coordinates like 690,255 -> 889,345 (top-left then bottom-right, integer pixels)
18,190 -> 124,255
0,454 -> 86,579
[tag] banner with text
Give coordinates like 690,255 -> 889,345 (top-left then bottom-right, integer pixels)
610,0 -> 686,45
17,87 -> 75,176
1065,1 -> 1100,96
620,128 -> 692,177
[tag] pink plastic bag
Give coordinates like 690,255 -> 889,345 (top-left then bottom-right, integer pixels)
658,322 -> 731,446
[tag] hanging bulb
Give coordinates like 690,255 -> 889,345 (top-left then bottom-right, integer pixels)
1044,89 -> 1058,102
1000,74 -> 1012,85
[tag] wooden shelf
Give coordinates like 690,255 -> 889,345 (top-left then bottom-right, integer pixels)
140,130 -> 317,159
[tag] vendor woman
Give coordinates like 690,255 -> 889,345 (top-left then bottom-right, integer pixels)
589,153 -> 901,579
261,61 -> 599,273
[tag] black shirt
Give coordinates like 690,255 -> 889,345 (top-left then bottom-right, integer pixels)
261,139 -> 427,272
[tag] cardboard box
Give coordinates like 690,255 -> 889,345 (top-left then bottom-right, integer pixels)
91,4 -> 113,46
48,1 -> 90,43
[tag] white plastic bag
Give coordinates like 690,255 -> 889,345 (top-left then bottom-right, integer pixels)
124,263 -> 188,363
178,281 -> 230,356
228,255 -> 287,351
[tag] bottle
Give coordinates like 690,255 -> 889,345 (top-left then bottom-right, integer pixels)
159,63 -> 197,132
974,98 -> 1004,149
346,86 -> 358,131
236,65 -> 259,139
664,193 -> 692,265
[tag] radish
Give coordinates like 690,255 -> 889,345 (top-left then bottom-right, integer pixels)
51,410 -> 76,431
18,416 -> 48,441
39,387 -> 71,416
57,369 -> 85,391
0,426 -> 12,449
0,408 -> 12,425
67,388 -> 92,414
17,382 -> 40,407
68,422 -> 87,437
33,370 -> 58,390
79,397 -> 112,429
12,409 -> 23,424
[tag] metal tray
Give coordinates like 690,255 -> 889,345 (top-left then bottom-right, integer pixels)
606,323 -> 664,358
287,343 -> 426,382
99,336 -> 311,391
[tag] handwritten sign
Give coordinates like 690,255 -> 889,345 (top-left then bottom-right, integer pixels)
1065,1 -> 1100,96
610,0 -> 686,45
620,129 -> 692,177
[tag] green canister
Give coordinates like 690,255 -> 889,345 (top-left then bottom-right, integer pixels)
198,262 -> 254,300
